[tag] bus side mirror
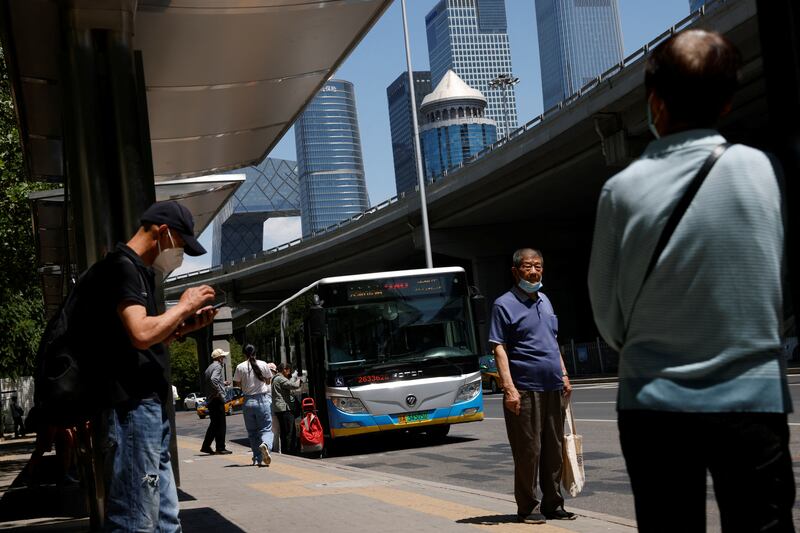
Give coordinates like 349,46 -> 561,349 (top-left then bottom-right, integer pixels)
471,292 -> 488,325
309,305 -> 325,337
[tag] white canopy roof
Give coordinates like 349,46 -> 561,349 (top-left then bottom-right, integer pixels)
421,70 -> 487,109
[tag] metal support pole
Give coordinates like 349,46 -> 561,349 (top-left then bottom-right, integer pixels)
58,1 -> 157,528
570,338 -> 578,377
401,0 -> 433,269
757,0 -> 800,332
596,337 -> 605,374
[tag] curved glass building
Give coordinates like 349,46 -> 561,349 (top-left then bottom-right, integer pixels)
295,80 -> 370,236
419,71 -> 497,181
212,158 -> 300,266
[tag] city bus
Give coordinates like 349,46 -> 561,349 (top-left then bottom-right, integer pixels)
245,267 -> 484,444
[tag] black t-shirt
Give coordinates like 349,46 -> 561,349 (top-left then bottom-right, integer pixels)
74,243 -> 169,406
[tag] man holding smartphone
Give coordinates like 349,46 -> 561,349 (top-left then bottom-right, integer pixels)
96,200 -> 218,532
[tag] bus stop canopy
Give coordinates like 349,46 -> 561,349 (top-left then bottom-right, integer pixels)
4,0 -> 392,182
29,174 -> 245,317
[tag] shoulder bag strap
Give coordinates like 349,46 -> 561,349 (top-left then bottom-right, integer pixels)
624,143 -> 730,338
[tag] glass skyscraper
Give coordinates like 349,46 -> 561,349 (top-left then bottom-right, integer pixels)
535,0 -> 624,110
689,0 -> 706,11
212,158 -> 300,266
295,80 -> 370,236
387,71 -> 432,196
419,70 -> 497,181
425,0 -> 519,137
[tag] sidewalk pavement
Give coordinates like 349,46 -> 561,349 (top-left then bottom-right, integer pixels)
0,433 -> 636,532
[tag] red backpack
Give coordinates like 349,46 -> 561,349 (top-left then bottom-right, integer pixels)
299,398 -> 324,454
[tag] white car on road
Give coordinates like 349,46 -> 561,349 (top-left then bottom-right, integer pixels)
183,392 -> 206,410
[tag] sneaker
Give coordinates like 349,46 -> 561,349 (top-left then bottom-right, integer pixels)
200,447 -> 214,454
543,509 -> 576,520
215,449 -> 233,455
517,513 -> 546,524
259,443 -> 272,466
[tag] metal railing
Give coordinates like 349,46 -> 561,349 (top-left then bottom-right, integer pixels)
561,338 -> 619,377
168,0 -> 726,283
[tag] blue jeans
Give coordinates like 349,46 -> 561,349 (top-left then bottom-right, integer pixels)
106,398 -> 181,532
243,394 -> 273,463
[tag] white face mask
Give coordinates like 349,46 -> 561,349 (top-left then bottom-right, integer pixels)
152,229 -> 184,280
647,94 -> 662,140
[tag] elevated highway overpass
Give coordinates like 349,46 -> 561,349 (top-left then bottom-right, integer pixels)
166,0 -> 778,343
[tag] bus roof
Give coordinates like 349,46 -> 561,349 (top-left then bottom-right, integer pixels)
246,266 -> 466,328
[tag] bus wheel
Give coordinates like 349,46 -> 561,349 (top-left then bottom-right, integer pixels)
490,379 -> 499,394
427,424 -> 450,441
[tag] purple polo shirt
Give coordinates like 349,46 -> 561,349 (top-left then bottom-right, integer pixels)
488,287 -> 563,392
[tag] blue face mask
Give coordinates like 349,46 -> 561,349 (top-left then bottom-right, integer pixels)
518,278 -> 542,293
647,97 -> 661,139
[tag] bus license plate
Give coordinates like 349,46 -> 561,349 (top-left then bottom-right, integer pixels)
398,412 -> 429,424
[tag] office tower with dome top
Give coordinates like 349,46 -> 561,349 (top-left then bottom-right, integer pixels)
425,0 -> 518,137
419,70 -> 497,181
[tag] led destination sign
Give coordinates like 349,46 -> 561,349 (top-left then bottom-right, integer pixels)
346,277 -> 443,301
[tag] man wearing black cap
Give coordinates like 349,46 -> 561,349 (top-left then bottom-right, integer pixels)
88,200 -> 217,532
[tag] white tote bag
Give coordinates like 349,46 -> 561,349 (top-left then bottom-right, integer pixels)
562,402 -> 585,497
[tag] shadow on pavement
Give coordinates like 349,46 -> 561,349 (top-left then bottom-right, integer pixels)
325,432 -> 477,458
178,488 -> 197,502
0,456 -> 87,524
456,514 -> 519,525
180,507 -> 247,532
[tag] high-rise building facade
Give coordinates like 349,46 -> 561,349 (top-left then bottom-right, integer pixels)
419,70 -> 497,181
535,0 -> 624,110
295,80 -> 370,236
689,0 -> 706,11
425,0 -> 518,137
387,71 -> 432,196
212,158 -> 300,266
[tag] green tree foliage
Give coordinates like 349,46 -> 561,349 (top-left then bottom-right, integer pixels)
170,337 -> 245,400
169,338 -> 200,399
0,47 -> 50,377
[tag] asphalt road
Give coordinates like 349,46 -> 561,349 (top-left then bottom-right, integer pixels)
175,376 -> 800,530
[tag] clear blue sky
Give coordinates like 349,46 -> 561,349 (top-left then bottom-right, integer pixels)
176,0 -> 692,275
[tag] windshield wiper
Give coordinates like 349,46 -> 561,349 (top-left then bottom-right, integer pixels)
328,359 -> 367,369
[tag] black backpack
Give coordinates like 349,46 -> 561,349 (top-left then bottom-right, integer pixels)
33,267 -> 101,427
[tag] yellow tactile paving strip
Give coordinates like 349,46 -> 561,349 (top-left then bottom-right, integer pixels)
177,437 -> 572,532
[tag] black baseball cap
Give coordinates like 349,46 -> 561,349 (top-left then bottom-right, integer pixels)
140,201 -> 207,256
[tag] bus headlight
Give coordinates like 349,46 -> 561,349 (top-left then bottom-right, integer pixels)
455,380 -> 481,403
331,397 -> 368,414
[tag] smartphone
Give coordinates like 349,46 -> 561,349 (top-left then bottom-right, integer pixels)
185,302 -> 226,325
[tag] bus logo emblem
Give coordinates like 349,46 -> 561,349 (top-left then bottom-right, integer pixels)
406,395 -> 417,407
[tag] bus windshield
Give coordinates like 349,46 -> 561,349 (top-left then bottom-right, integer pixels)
322,275 -> 476,369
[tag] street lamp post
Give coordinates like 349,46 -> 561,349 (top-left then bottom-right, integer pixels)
489,73 -> 520,137
401,0 -> 433,269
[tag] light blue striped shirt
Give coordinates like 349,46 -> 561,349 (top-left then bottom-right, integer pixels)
588,129 -> 790,412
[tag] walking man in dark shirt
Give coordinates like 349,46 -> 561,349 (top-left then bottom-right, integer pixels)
93,200 -> 218,532
201,349 -> 232,455
489,248 -> 574,524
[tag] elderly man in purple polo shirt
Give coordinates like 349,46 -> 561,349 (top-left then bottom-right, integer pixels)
489,248 -> 574,524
